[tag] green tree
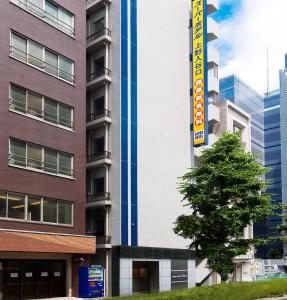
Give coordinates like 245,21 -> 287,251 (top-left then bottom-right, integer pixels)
174,132 -> 273,281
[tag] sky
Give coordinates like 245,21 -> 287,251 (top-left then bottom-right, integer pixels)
213,0 -> 287,95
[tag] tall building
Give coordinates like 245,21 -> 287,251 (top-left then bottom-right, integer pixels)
256,89 -> 282,258
280,55 -> 287,257
219,73 -> 284,259
0,0 -> 96,298
86,0 -> 197,296
219,75 -> 265,164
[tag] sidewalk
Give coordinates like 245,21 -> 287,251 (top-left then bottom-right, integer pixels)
257,297 -> 287,300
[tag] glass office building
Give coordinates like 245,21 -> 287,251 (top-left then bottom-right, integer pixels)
219,75 -> 265,163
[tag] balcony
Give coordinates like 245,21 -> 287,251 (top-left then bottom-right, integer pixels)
86,193 -> 111,208
208,102 -> 220,126
208,46 -> 219,66
87,109 -> 111,128
86,0 -> 111,15
207,0 -> 219,14
87,68 -> 112,90
87,28 -> 112,53
208,75 -> 219,94
87,151 -> 111,168
207,17 -> 219,42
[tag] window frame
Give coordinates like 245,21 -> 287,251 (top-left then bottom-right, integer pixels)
0,190 -> 74,226
9,83 -> 74,131
10,0 -> 75,37
10,32 -> 75,84
9,138 -> 74,179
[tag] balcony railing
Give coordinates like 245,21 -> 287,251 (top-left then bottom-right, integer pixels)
87,193 -> 111,203
87,68 -> 111,83
87,151 -> 111,163
10,0 -> 75,36
9,98 -> 74,129
87,109 -> 111,122
87,28 -> 111,44
10,46 -> 75,84
9,154 -> 74,177
86,233 -> 111,244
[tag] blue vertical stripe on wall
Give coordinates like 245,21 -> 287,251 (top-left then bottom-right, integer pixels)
121,0 -> 129,245
130,0 -> 138,246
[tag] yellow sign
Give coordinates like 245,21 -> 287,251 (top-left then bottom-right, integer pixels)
192,0 -> 208,146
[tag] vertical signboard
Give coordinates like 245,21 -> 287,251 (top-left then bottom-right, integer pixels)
192,0 -> 208,146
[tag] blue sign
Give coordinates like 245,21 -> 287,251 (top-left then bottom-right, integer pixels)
79,265 -> 105,298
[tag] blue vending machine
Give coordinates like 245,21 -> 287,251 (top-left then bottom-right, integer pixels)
79,265 -> 105,298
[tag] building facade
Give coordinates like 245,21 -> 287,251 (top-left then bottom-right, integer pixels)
257,89 -> 282,258
86,0 -> 199,296
219,75 -> 265,164
0,0 -> 96,298
280,55 -> 287,257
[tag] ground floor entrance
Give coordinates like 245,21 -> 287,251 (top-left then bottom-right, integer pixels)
0,260 -> 66,300
132,261 -> 159,294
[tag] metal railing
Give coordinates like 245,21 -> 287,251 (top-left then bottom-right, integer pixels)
96,236 -> 112,244
87,193 -> 111,202
11,0 -> 75,36
87,151 -> 111,163
86,233 -> 111,244
9,153 -> 74,177
87,68 -> 111,83
86,109 -> 111,122
87,28 -> 111,44
9,98 -> 74,129
10,46 -> 75,84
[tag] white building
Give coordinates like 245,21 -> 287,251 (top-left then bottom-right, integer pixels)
86,0 -> 197,296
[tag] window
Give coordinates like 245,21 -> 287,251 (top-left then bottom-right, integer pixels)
59,56 -> 73,82
58,153 -> 72,176
94,177 -> 105,194
7,192 -> 25,220
0,190 -> 73,225
94,18 -> 105,34
11,33 -> 27,61
0,192 -> 7,218
44,149 -> 57,173
44,98 -> 58,123
27,195 -> 41,222
94,137 -> 105,154
9,139 -> 74,178
11,32 -> 75,83
43,198 -> 57,223
233,124 -> 243,136
10,0 -> 75,36
10,140 -> 26,167
58,201 -> 72,225
45,50 -> 58,76
59,103 -> 72,128
10,85 -> 26,113
10,84 -> 74,130
27,144 -> 42,170
28,40 -> 43,68
27,91 -> 42,118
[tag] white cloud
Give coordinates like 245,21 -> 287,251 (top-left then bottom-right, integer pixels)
217,0 -> 287,95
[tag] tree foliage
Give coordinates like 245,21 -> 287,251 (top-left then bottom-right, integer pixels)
174,132 -> 273,281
